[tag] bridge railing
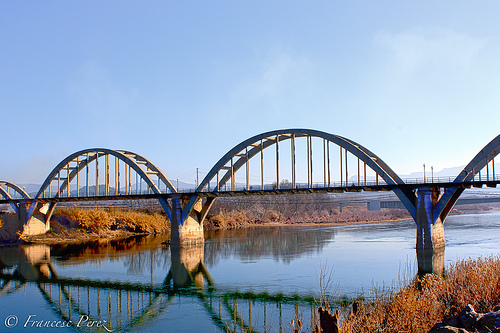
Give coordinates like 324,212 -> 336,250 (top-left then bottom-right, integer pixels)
174,173 -> 500,194
175,180 -> 391,193
403,173 -> 500,185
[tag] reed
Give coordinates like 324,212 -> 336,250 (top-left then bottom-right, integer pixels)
53,207 -> 170,234
339,256 -> 500,333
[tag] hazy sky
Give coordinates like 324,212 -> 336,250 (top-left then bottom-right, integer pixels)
2,1 -> 500,185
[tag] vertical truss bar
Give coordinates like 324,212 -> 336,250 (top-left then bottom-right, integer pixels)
105,154 -> 109,196
357,158 -> 360,185
96,152 -> 99,196
493,158 -> 496,181
260,139 -> 264,190
86,153 -> 89,197
136,173 -> 139,195
345,149 -> 348,186
118,159 -> 121,195
147,167 -> 150,194
309,136 -> 313,187
246,147 -> 249,191
76,157 -> 79,197
231,157 -> 235,191
156,170 -> 159,194
376,173 -> 379,186
323,138 -> 326,187
276,135 -> 280,189
364,162 -> 367,186
307,136 -> 310,187
327,140 -> 330,186
66,163 -> 70,197
115,157 -> 118,195
125,163 -> 128,195
291,134 -> 296,189
217,171 -> 220,191
58,171 -> 61,197
340,147 -> 343,187
487,162 -> 490,181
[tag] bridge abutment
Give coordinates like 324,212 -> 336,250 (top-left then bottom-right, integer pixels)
415,187 -> 445,275
170,196 -> 204,246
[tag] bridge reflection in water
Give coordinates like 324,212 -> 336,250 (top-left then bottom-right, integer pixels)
0,243 -> 319,333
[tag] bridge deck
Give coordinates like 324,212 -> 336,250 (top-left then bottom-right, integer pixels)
1,180 -> 499,205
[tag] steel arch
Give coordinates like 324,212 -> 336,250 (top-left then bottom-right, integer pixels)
435,134 -> 500,222
36,148 -> 176,198
183,129 -> 416,222
0,181 -> 31,213
33,148 -> 176,219
198,129 -> 404,191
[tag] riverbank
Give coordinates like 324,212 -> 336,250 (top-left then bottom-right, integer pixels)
334,255 -> 500,333
1,207 -> 171,245
204,206 -> 411,230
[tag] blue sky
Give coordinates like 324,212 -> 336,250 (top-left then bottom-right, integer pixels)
2,1 -> 500,185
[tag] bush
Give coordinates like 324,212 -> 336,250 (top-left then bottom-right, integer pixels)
339,256 -> 500,333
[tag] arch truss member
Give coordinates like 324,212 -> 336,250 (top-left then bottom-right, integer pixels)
29,148 -> 177,228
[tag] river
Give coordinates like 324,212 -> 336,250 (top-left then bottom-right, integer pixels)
0,210 -> 499,332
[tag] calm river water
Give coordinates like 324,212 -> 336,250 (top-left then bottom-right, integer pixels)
0,210 -> 499,332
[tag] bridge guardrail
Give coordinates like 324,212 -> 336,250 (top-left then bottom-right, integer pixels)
173,174 -> 500,194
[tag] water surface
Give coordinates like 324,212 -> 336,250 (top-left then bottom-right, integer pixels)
1,211 -> 499,332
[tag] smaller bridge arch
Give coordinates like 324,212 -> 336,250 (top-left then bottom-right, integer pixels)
32,148 -> 177,222
0,181 -> 31,213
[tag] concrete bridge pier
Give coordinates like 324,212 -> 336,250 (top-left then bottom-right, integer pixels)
170,195 -> 205,246
0,203 -> 51,242
415,187 -> 445,275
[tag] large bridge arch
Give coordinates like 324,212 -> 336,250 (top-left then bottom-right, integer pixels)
181,129 -> 417,225
32,148 -> 177,221
197,129 -> 405,191
434,134 -> 500,223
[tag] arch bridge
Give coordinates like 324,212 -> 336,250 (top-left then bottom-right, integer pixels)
2,129 -> 500,267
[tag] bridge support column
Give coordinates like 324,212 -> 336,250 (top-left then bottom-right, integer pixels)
170,195 -> 204,246
415,187 -> 445,275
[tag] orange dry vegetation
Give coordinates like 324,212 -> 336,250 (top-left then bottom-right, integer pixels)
339,256 -> 500,333
54,207 -> 170,234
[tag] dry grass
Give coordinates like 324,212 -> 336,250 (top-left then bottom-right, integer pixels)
339,256 -> 500,333
53,207 -> 170,234
204,207 -> 409,230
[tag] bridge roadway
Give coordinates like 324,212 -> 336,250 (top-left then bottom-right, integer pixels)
2,179 -> 500,205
